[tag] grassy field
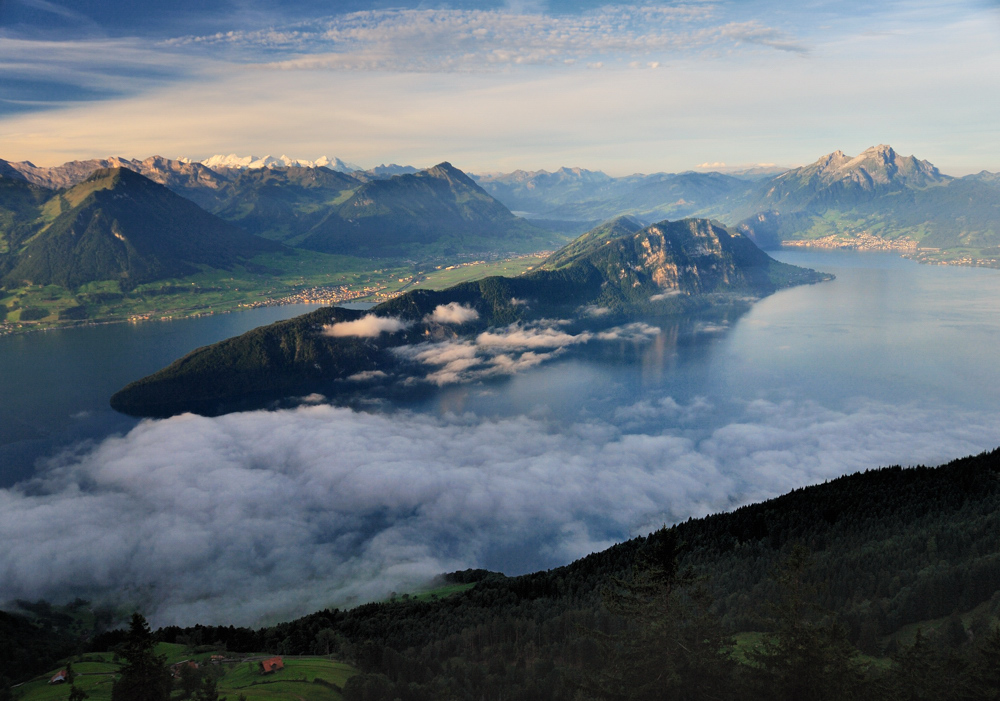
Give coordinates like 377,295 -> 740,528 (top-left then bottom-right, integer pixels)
0,251 -> 551,335
408,253 -> 549,290
16,648 -> 356,701
391,581 -> 476,603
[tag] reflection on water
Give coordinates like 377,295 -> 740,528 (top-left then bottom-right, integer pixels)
415,307 -> 750,423
408,249 -> 1000,438
6,248 -> 1000,487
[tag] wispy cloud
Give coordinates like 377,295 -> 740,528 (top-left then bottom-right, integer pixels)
164,6 -> 807,72
393,320 -> 660,385
0,36 -> 199,115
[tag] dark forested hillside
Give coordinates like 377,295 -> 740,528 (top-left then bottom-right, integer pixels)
69,447 -> 1000,700
6,448 -> 1000,698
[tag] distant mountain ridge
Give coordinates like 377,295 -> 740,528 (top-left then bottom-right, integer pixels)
473,167 -> 747,223
730,145 -> 1000,251
5,145 -> 1000,266
198,153 -> 363,172
0,168 -> 281,290
737,144 -> 947,214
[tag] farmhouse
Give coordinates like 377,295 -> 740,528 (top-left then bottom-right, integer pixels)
170,660 -> 199,678
260,656 -> 284,674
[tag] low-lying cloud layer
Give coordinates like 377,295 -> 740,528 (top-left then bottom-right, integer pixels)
395,321 -> 660,385
428,303 -> 479,324
2,394 -> 998,628
324,315 -> 411,337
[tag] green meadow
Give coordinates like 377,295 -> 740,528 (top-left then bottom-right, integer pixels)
16,645 -> 355,701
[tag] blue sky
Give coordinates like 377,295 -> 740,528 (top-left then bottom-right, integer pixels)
1,0 -> 998,173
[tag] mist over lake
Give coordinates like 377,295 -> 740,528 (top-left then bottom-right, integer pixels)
4,249 -> 1000,625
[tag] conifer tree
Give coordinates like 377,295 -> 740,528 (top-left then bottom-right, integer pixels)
746,545 -> 865,701
110,614 -> 171,701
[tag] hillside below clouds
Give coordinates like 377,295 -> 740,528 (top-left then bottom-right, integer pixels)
111,216 -> 827,418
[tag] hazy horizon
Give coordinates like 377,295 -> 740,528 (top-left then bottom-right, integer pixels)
4,143 -> 997,180
2,1 -> 998,175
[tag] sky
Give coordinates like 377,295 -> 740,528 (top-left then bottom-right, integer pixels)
1,0 -> 999,174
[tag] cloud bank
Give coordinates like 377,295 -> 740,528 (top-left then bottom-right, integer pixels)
323,315 -> 411,337
1,395 -> 998,628
393,321 -> 660,385
428,303 -> 479,324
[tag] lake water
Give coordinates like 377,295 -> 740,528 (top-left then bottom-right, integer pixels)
421,248 -> 1000,425
7,250 -> 1000,624
5,250 -> 1000,484
0,305 -> 322,485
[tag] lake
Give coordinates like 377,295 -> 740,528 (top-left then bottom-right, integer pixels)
6,250 -> 1000,624
0,305 -> 323,486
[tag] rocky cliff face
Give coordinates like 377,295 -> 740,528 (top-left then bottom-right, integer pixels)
756,145 -> 948,212
552,217 -> 782,299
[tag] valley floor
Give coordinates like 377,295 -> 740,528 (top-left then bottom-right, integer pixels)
0,252 -> 549,336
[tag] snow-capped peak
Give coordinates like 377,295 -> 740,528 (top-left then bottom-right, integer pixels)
196,154 -> 362,172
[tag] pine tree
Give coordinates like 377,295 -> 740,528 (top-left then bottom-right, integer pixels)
746,545 -> 866,701
110,613 -> 171,701
581,529 -> 737,701
194,675 -> 224,701
964,625 -> 1000,701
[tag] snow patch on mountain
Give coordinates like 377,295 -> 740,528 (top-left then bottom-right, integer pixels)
197,154 -> 362,172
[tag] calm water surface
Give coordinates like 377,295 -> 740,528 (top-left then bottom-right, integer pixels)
423,249 -> 1000,422
4,249 -> 1000,485
0,305 -> 321,485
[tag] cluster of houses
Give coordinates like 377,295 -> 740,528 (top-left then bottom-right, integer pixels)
48,655 -> 285,686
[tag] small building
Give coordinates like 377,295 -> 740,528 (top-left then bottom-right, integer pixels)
170,660 -> 199,679
49,670 -> 68,685
260,656 -> 284,674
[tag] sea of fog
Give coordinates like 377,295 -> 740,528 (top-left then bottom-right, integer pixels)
4,249 -> 1000,626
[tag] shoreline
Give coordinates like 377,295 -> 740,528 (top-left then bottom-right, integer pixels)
780,237 -> 1000,269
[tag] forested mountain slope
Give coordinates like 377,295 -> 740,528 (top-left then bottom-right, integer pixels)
8,447 -> 999,699
110,217 -> 825,417
0,168 -> 281,290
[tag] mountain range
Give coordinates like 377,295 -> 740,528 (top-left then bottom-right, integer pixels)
3,145 -> 1000,298
197,153 -> 362,172
109,216 -> 827,418
0,160 -> 564,293
472,167 -> 749,225
0,168 -> 281,290
726,145 -> 1000,251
